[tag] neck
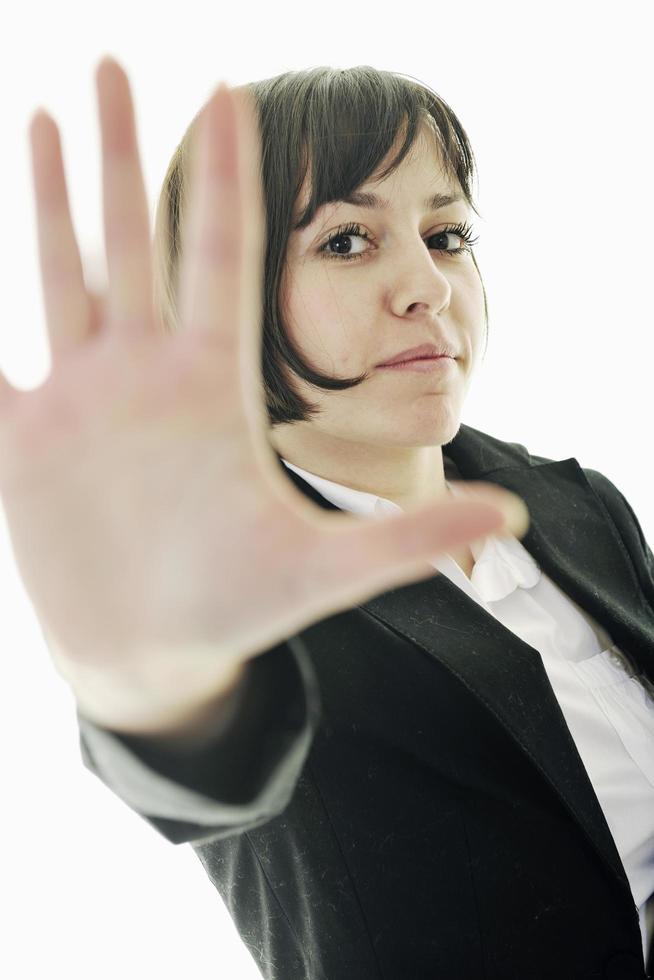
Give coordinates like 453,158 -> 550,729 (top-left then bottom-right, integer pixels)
269,426 -> 449,510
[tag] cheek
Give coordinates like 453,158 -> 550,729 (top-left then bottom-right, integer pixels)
284,277 -> 367,367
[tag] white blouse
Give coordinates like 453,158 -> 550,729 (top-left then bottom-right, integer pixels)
281,459 -> 654,967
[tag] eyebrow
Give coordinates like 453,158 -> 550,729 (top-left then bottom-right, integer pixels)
294,190 -> 463,231
341,190 -> 463,211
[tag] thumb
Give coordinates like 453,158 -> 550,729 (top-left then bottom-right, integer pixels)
312,493 -> 529,613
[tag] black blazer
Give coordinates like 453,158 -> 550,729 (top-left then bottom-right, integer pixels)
78,423 -> 654,980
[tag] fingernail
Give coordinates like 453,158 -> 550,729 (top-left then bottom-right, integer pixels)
500,496 -> 530,537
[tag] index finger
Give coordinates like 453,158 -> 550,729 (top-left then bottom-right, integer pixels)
229,85 -> 266,392
179,82 -> 263,371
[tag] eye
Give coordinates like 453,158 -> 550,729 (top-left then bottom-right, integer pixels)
318,221 -> 479,262
319,222 -> 372,261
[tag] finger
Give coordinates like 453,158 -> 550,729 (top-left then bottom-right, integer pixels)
96,57 -> 154,338
229,86 -> 267,422
177,83 -> 241,357
86,288 -> 107,335
310,494 -> 530,618
0,366 -> 20,477
29,109 -> 93,360
0,366 -> 17,413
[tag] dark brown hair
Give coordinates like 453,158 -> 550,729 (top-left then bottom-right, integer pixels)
152,66 -> 489,426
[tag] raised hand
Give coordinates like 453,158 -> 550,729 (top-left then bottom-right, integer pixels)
0,57 -> 528,733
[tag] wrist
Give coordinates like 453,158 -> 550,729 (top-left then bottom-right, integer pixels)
60,648 -> 250,740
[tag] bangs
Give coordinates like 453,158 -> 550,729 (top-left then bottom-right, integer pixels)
284,68 -> 481,233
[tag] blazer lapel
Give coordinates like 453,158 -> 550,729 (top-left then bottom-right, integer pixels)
273,426 -> 654,904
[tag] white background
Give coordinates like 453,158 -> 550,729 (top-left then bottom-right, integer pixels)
0,1 -> 652,977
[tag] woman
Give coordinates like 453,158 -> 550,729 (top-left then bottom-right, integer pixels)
1,57 -> 652,978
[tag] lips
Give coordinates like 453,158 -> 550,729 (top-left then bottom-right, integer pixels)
377,343 -> 455,366
395,355 -> 448,363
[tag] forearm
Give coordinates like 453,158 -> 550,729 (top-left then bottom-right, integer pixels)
119,659 -> 251,752
48,632 -> 251,748
74,638 -> 320,843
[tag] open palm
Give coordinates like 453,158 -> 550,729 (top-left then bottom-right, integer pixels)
0,58 -> 528,732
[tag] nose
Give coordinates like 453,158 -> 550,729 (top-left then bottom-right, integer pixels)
390,244 -> 452,318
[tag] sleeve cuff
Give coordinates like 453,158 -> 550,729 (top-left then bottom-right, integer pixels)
76,636 -> 321,835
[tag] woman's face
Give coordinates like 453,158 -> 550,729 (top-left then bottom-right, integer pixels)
272,123 -> 486,459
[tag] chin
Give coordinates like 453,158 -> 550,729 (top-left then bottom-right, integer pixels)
391,409 -> 462,446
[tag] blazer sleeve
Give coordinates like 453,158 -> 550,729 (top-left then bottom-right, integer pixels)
76,635 -> 322,846
583,466 -> 654,606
